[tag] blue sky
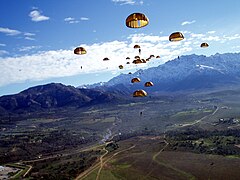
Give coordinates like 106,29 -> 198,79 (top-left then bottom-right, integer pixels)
0,0 -> 240,96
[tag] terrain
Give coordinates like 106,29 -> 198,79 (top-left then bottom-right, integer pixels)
1,86 -> 240,179
0,53 -> 240,179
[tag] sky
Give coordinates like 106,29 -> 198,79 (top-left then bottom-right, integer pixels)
0,0 -> 240,96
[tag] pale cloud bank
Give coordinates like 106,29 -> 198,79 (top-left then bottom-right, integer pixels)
0,31 -> 239,87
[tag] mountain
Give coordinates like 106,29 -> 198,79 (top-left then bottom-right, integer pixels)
81,53 -> 240,93
0,83 -> 117,116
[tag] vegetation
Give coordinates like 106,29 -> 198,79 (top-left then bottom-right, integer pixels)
166,129 -> 240,156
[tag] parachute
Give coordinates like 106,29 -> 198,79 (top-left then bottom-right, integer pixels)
133,90 -> 147,97
131,77 -> 141,83
149,55 -> 155,58
134,44 -> 141,49
169,32 -> 184,42
132,59 -> 142,64
135,55 -> 140,59
103,57 -> 110,61
145,81 -> 154,87
74,47 -> 87,55
126,13 -> 149,28
201,43 -> 209,48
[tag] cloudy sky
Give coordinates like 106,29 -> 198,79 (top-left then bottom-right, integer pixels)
0,0 -> 240,96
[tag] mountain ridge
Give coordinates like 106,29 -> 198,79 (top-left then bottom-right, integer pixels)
0,83 -> 118,117
80,52 -> 240,92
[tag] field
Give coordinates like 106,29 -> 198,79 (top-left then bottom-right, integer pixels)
82,136 -> 240,180
1,88 -> 240,179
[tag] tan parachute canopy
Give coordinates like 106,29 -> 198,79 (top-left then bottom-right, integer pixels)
126,13 -> 149,28
169,32 -> 184,42
132,59 -> 142,64
119,65 -> 124,69
201,43 -> 209,48
103,57 -> 109,61
134,44 -> 141,49
145,81 -> 154,87
135,55 -> 140,59
133,90 -> 147,97
131,77 -> 141,83
74,47 -> 87,55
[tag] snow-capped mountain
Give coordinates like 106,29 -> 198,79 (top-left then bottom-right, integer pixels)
80,53 -> 240,92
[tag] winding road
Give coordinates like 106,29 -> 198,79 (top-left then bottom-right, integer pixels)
75,144 -> 136,180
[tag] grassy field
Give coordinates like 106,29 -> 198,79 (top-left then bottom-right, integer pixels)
82,136 -> 240,180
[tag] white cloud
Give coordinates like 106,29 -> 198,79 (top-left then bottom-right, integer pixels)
64,17 -> 79,24
24,32 -> 36,36
232,45 -> 240,49
64,17 -> 89,23
18,46 -> 41,52
0,50 -> 8,55
69,20 -> 79,24
181,20 -> 196,26
64,17 -> 74,21
0,27 -> 21,36
207,31 -> 216,34
127,33 -> 169,43
29,10 -> 50,22
0,34 -> 192,87
0,43 -> 6,47
80,17 -> 89,21
112,0 -> 135,5
223,34 -> 240,41
25,37 -> 35,41
24,32 -> 36,40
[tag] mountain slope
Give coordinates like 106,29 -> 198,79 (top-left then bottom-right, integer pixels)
0,83 -> 117,115
82,53 -> 240,92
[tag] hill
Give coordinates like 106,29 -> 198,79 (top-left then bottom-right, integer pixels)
0,83 -> 117,117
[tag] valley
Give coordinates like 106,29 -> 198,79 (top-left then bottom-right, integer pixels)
1,87 -> 240,179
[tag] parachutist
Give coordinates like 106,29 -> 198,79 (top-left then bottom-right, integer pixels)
74,47 -> 87,55
169,32 -> 184,42
126,13 -> 149,28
